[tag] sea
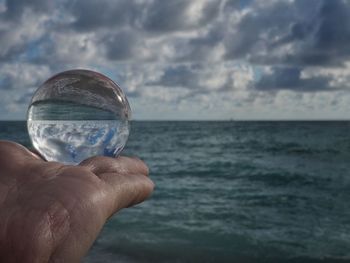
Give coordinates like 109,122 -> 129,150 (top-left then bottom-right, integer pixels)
1,121 -> 350,263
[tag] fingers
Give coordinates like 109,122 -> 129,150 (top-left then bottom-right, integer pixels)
100,172 -> 154,216
79,156 -> 149,177
79,155 -> 153,218
80,155 -> 153,217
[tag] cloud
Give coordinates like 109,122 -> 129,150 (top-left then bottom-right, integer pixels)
69,0 -> 139,31
224,0 -> 350,68
4,0 -> 52,19
255,67 -> 335,92
103,29 -> 151,61
0,9 -> 50,60
141,0 -> 219,32
0,62 -> 51,96
145,62 -> 255,102
0,0 -> 350,119
69,0 -> 220,33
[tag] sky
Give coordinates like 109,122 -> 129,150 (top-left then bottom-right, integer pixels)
0,0 -> 350,120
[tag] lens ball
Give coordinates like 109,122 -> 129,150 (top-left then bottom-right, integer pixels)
27,69 -> 131,164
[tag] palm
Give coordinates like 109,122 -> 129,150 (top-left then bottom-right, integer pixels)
0,141 -> 153,263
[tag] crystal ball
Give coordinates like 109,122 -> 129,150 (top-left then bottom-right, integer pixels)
27,69 -> 131,164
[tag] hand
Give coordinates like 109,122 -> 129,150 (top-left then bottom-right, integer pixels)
0,141 -> 154,263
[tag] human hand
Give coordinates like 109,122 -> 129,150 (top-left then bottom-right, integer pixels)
0,141 -> 154,263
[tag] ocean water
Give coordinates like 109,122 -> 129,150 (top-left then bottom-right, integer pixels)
1,121 -> 350,262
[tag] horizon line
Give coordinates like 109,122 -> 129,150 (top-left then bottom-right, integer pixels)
2,119 -> 350,122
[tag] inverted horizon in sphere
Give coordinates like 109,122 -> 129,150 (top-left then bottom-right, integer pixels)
28,119 -> 129,164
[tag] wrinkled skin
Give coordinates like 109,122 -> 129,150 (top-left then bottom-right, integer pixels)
0,141 -> 154,263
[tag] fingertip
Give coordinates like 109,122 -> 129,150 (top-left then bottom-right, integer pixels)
100,172 -> 155,213
125,175 -> 155,208
125,156 -> 149,176
143,175 -> 155,195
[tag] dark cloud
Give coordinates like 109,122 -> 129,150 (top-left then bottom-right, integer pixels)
3,0 -> 53,19
103,30 -> 140,61
175,19 -> 226,62
0,36 -> 23,61
224,1 -> 297,60
141,0 -> 189,32
311,0 -> 350,64
69,0 -> 220,33
0,75 -> 13,90
141,0 -> 219,32
14,91 -> 32,104
255,67 -> 334,92
224,0 -> 252,10
70,0 -> 140,31
268,0 -> 350,67
148,65 -> 199,88
147,63 -> 243,97
224,0 -> 350,68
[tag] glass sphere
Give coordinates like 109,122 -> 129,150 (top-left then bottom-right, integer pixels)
27,69 -> 131,164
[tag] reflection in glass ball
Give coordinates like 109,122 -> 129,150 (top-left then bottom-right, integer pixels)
27,69 -> 131,164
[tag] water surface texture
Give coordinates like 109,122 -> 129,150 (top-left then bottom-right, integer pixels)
1,121 -> 350,262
